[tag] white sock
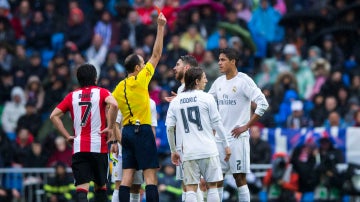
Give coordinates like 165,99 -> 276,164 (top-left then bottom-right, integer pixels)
202,190 -> 207,202
112,189 -> 119,202
185,191 -> 197,202
207,188 -> 220,202
237,185 -> 250,202
130,193 -> 140,202
196,186 -> 204,202
217,187 -> 224,201
182,192 -> 186,202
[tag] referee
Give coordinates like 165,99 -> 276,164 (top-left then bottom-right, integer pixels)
111,13 -> 167,202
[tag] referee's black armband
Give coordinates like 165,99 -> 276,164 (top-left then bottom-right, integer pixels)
109,140 -> 118,144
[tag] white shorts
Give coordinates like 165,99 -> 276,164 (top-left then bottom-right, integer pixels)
217,136 -> 250,174
182,156 -> 223,185
111,145 -> 144,184
175,149 -> 184,180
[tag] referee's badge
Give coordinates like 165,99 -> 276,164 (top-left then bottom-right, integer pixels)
232,86 -> 237,92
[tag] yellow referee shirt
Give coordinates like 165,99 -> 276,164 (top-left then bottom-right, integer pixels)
112,62 -> 154,125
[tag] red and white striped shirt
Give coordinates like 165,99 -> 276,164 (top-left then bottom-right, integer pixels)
57,86 -> 111,154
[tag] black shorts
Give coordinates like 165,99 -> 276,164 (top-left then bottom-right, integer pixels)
122,124 -> 159,170
71,152 -> 108,186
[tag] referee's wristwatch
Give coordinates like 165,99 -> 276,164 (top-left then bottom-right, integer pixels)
109,140 -> 118,144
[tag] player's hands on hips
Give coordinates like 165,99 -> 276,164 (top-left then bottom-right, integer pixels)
231,125 -> 249,138
171,152 -> 181,166
101,127 -> 114,142
157,12 -> 167,26
110,143 -> 119,156
66,136 -> 74,144
164,91 -> 177,102
224,146 -> 231,162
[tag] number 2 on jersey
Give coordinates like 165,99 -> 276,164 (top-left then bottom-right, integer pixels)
180,106 -> 203,133
79,101 -> 92,126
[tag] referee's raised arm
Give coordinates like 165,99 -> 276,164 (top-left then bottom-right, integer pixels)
148,13 -> 167,68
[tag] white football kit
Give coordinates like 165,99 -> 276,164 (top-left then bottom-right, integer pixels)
208,72 -> 269,174
166,90 -> 229,185
111,99 -> 158,183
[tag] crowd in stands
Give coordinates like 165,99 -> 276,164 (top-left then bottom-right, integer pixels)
1,0 -> 360,201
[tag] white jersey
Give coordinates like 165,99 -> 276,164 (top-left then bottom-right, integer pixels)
166,90 -> 221,161
174,83 -> 185,150
208,72 -> 269,142
177,83 -> 185,94
116,99 -> 157,127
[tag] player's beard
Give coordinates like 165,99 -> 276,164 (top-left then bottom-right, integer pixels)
176,70 -> 184,81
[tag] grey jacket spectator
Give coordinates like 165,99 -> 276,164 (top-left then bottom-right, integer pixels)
1,86 -> 26,136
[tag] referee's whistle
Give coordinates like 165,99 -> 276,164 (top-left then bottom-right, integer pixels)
134,120 -> 140,133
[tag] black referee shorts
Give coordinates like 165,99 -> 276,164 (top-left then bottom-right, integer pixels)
71,152 -> 108,186
122,124 -> 159,170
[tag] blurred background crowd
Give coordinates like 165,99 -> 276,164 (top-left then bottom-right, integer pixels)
1,0 -> 360,201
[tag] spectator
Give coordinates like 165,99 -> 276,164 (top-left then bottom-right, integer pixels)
179,25 -> 205,53
234,1 -> 252,22
291,133 -> 320,197
324,111 -> 347,128
249,123 -> 271,165
43,0 -> 64,33
191,41 -> 205,63
336,86 -> 350,117
313,134 -> 344,202
24,11 -> 52,50
89,0 -> 106,26
12,0 -> 32,40
272,72 -> 298,113
44,162 -> 74,202
47,136 -> 72,168
17,100 -> 42,136
254,59 -> 278,89
289,56 -> 314,100
94,10 -> 112,48
24,75 -> 44,111
344,97 -> 360,125
86,34 -> 108,75
0,128 -> 12,167
310,58 -> 330,99
11,127 -> 33,167
321,35 -> 344,72
248,0 -> 284,58
353,109 -> 360,127
64,7 -> 92,52
0,45 -> 13,73
0,70 -> 14,104
310,94 -> 327,127
25,140 -> 47,167
165,35 -> 188,67
158,157 -> 182,202
0,16 -> 15,46
286,100 -> 312,129
201,51 -> 221,92
320,70 -> 346,99
11,43 -> 30,87
263,152 -> 299,202
274,89 -> 299,127
0,186 -> 20,202
118,10 -> 144,48
1,86 -> 26,139
25,52 -> 47,81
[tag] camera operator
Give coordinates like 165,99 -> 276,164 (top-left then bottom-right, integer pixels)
263,152 -> 299,202
313,136 -> 344,202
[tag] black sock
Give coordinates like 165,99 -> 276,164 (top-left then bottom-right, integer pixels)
76,190 -> 88,202
145,184 -> 159,202
94,189 -> 107,202
118,185 -> 130,202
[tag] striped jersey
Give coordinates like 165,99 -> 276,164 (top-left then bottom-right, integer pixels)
56,86 -> 111,154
